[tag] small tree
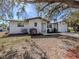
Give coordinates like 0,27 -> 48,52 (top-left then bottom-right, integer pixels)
66,11 -> 79,32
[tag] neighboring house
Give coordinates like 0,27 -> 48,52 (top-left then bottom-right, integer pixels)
48,20 -> 68,33
8,17 -> 49,34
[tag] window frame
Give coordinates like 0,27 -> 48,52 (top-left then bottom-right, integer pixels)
17,22 -> 24,27
34,22 -> 37,27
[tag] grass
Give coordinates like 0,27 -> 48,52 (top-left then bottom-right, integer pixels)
0,34 -> 31,51
0,32 -> 8,37
68,27 -> 75,32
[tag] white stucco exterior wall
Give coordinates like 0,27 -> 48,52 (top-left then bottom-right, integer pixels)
9,19 -> 48,34
9,21 -> 29,34
28,19 -> 42,34
58,22 -> 67,32
28,19 -> 47,34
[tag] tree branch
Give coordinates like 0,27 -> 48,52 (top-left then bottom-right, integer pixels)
40,2 -> 52,11
49,2 -> 63,18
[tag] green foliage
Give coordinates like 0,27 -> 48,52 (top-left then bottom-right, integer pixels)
66,11 -> 79,27
66,11 -> 79,32
68,27 -> 75,32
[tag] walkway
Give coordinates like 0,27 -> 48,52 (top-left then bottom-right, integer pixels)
59,33 -> 79,38
44,33 -> 79,38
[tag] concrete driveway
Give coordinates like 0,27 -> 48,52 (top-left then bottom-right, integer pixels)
32,35 -> 79,59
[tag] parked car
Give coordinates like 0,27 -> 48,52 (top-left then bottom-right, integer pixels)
0,27 -> 3,32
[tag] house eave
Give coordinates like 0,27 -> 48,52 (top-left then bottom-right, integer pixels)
7,17 -> 50,22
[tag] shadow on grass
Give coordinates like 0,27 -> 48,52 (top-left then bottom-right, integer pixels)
31,34 -> 61,38
2,33 -> 79,42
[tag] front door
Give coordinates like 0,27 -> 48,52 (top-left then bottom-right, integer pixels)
42,23 -> 47,33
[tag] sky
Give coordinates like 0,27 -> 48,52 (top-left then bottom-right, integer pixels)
10,3 -> 38,20
0,3 -> 78,24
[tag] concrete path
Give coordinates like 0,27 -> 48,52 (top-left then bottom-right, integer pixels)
44,33 -> 79,38
59,33 -> 79,38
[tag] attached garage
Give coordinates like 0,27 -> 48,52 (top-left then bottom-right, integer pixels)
48,21 -> 68,33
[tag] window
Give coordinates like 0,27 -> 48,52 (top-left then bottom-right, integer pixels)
34,22 -> 37,27
17,22 -> 24,27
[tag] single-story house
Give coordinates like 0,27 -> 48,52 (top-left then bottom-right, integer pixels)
48,20 -> 68,33
8,17 -> 49,34
8,17 -> 68,34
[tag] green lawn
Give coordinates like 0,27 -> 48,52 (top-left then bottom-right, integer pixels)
68,27 -> 75,32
